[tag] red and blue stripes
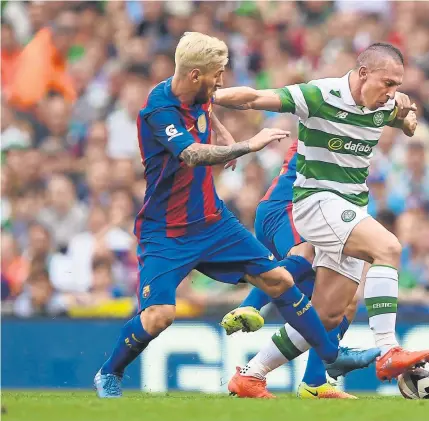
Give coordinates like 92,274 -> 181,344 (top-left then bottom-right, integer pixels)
261,139 -> 298,203
134,84 -> 222,239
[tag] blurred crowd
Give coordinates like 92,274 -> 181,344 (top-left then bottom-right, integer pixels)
1,1 -> 429,319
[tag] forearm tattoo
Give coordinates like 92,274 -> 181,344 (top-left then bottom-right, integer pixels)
180,142 -> 250,166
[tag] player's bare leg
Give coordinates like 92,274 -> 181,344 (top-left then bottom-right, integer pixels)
311,267 -> 358,330
140,305 -> 176,336
344,217 -> 429,380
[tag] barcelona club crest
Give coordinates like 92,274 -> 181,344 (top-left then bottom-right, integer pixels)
197,114 -> 207,133
143,285 -> 150,298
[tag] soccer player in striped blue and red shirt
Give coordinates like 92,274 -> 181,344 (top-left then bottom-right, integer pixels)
94,32 -> 379,399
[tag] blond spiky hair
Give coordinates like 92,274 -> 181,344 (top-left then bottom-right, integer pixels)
175,32 -> 228,75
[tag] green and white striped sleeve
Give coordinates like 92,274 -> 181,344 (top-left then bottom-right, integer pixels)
275,83 -> 324,120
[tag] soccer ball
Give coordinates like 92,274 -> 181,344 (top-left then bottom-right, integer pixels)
398,365 -> 429,399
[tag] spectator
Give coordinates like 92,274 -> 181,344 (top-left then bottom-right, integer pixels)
38,175 -> 88,252
13,267 -> 68,318
83,159 -> 111,206
1,102 -> 32,152
106,80 -> 149,159
388,140 -> 429,209
1,20 -> 22,91
1,232 -> 29,298
25,222 -> 53,269
34,94 -> 72,148
399,214 -> 429,304
7,8 -> 78,111
58,205 -> 133,294
89,258 -> 121,303
111,159 -> 136,192
10,188 -> 45,251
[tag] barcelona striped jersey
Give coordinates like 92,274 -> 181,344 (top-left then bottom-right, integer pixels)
134,77 -> 224,238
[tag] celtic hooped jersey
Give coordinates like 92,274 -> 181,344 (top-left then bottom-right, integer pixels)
275,72 -> 397,206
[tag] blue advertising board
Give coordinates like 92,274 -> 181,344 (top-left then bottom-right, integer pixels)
2,319 -> 428,394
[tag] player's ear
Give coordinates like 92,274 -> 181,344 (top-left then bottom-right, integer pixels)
190,69 -> 201,83
359,66 -> 368,81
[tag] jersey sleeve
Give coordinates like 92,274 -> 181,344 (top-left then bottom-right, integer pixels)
145,108 -> 195,157
275,83 -> 324,120
385,106 -> 399,127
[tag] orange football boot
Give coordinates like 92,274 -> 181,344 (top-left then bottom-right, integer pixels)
376,346 -> 429,381
228,367 -> 275,399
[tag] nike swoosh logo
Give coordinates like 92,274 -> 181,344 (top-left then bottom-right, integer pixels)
305,389 -> 318,397
186,125 -> 194,132
132,334 -> 143,343
293,294 -> 305,308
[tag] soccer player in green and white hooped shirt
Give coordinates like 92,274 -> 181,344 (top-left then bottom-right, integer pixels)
214,43 -> 429,397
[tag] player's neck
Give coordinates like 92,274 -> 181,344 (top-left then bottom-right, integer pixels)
348,70 -> 365,107
171,74 -> 197,105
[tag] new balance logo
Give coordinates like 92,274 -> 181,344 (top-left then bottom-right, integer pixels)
336,111 -> 348,119
165,124 -> 184,141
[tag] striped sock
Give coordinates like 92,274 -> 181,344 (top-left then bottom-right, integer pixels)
240,324 -> 310,378
364,265 -> 399,356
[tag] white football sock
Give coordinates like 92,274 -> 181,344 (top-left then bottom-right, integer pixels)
240,324 -> 310,378
364,265 -> 399,356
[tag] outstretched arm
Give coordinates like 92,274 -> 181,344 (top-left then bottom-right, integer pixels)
179,128 -> 289,167
179,142 -> 251,167
146,106 -> 289,168
213,87 -> 282,112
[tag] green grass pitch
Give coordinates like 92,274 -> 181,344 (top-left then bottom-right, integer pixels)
2,391 -> 428,421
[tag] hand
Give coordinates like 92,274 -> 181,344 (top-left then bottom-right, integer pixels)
402,111 -> 418,137
224,159 -> 237,171
394,92 -> 417,120
248,128 -> 290,152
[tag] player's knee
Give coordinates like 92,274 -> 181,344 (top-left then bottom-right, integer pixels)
373,235 -> 402,266
260,269 -> 294,298
386,237 -> 402,262
314,303 -> 344,330
289,243 -> 315,264
141,305 -> 176,336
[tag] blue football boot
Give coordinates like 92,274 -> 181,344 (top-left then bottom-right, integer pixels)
325,346 -> 381,379
94,370 -> 123,398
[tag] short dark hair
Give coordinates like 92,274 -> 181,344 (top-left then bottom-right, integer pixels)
376,210 -> 397,233
356,42 -> 404,68
28,267 -> 50,284
92,258 -> 111,271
